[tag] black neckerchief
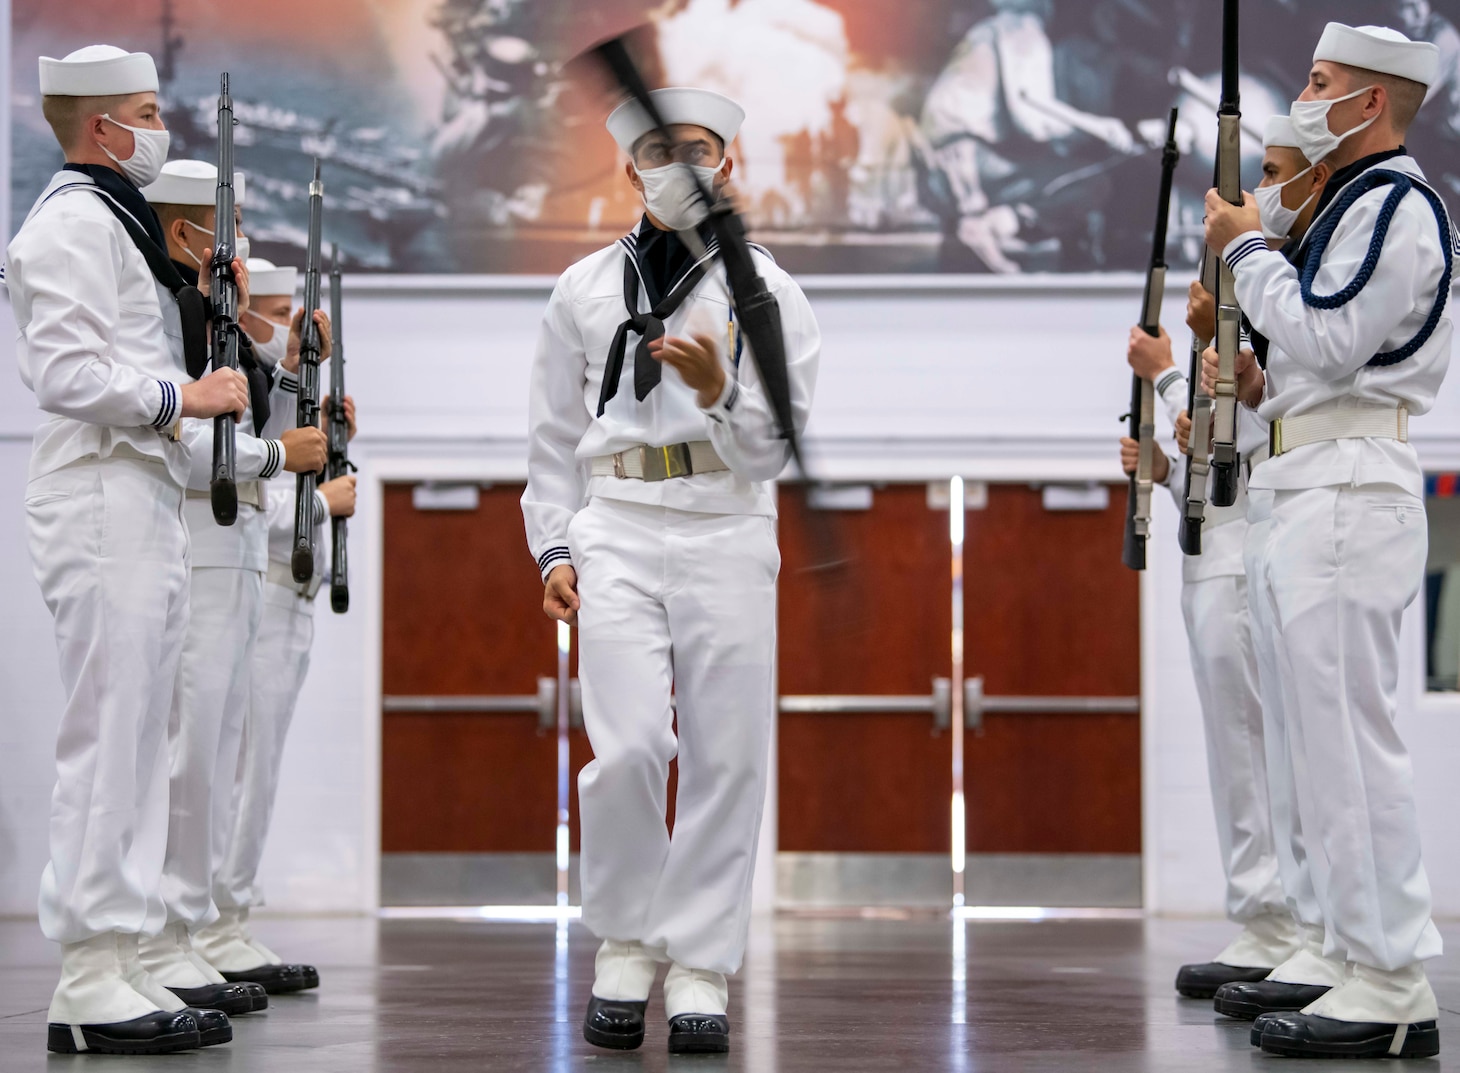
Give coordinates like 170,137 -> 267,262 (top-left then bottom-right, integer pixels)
597,218 -> 718,415
635,215 -> 704,307
172,257 -> 273,434
1310,147 -> 1407,222
63,162 -> 166,248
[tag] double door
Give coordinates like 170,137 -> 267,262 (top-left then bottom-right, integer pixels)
381,480 -> 1140,907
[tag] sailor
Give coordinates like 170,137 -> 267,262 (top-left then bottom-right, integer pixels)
135,162 -> 329,1009
1120,122 -> 1312,1001
194,256 -> 356,991
1204,23 -> 1450,1060
9,45 -> 250,1054
522,87 -> 820,1055
1209,119 -> 1352,1033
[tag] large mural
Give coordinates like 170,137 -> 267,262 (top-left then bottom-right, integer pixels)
11,0 -> 1460,274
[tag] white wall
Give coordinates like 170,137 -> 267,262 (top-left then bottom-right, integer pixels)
4,272 -> 1460,921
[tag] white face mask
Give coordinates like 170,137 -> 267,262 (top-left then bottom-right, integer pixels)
181,221 -> 249,267
1255,166 -> 1319,242
634,159 -> 727,232
247,314 -> 290,367
1288,85 -> 1378,164
99,114 -> 170,188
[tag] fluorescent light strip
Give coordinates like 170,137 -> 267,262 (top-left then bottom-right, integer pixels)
953,906 -> 1144,922
379,905 -> 583,923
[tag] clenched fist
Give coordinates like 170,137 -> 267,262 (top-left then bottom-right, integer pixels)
319,475 -> 356,517
180,367 -> 249,421
543,564 -> 580,626
281,426 -> 328,473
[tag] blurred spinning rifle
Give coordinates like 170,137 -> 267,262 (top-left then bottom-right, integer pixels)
589,35 -> 843,570
1207,0 -> 1243,508
1122,108 -> 1180,572
291,161 -> 325,585
326,247 -> 352,614
209,72 -> 241,526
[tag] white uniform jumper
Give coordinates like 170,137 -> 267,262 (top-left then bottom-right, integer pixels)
10,170 -> 190,951
210,435 -> 327,923
1224,152 -> 1451,1016
523,223 -> 819,977
1155,371 -> 1297,967
146,298 -> 291,988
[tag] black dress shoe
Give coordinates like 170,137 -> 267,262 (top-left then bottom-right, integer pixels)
583,995 -> 648,1050
1213,978 -> 1333,1020
47,1009 -> 201,1054
187,1007 -> 233,1047
1175,961 -> 1272,999
222,962 -> 318,994
668,1014 -> 730,1054
1250,1011 -> 1282,1046
1260,1012 -> 1440,1059
166,981 -> 267,1015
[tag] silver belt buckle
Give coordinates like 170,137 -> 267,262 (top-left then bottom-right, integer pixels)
639,443 -> 692,482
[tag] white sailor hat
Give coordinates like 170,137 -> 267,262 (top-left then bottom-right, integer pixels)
605,87 -> 745,156
1314,23 -> 1440,88
141,160 -> 246,207
1263,115 -> 1302,150
246,257 -> 298,298
39,45 -> 158,97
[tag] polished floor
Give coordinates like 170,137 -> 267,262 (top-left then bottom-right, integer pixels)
1,914 -> 1456,1071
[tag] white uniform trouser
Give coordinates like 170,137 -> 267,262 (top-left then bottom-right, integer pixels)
569,497 -> 778,976
160,564 -> 264,929
1180,561 -> 1286,924
1260,484 -> 1441,971
213,579 -> 315,910
1244,490 -> 1324,933
26,457 -> 189,944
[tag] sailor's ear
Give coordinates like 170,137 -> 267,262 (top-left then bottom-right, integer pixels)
625,160 -> 643,193
1311,161 -> 1332,189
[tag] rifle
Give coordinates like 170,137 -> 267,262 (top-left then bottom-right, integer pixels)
591,37 -> 844,570
326,246 -> 351,613
1122,107 -> 1179,572
592,38 -> 806,478
1209,0 -> 1242,506
1178,247 -> 1219,556
209,72 -> 241,525
291,160 -> 324,584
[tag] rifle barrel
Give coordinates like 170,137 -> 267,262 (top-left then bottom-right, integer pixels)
292,161 -> 325,585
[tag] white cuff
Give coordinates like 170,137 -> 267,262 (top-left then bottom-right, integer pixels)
1222,231 -> 1269,273
537,546 -> 572,581
314,489 -> 330,527
699,374 -> 740,426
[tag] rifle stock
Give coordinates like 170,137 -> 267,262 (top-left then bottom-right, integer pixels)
1122,107 -> 1179,572
1178,249 -> 1219,556
209,73 -> 240,526
327,246 -> 350,613
1209,0 -> 1243,506
292,161 -> 324,585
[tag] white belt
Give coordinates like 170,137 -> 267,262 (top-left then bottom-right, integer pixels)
267,559 -> 322,599
591,441 -> 728,482
1269,405 -> 1409,458
1244,442 -> 1271,475
187,481 -> 262,508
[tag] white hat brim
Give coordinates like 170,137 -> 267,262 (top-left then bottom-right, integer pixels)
606,87 -> 745,156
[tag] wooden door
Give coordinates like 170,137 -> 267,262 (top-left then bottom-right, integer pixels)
776,483 -> 1141,856
381,483 -> 591,855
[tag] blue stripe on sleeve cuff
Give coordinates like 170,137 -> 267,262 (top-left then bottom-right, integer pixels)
1224,236 -> 1268,271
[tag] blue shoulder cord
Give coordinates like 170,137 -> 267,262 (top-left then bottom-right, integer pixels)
1299,169 -> 1455,367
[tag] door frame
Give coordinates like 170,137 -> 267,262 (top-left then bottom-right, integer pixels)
360,445 -> 1147,913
